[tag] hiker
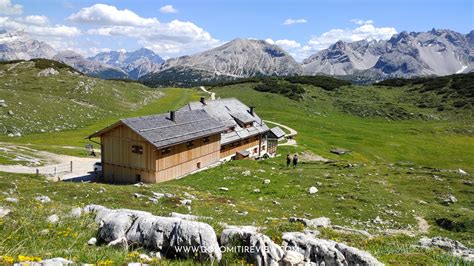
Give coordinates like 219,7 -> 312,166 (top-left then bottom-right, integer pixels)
91,149 -> 96,157
292,154 -> 298,168
286,154 -> 291,168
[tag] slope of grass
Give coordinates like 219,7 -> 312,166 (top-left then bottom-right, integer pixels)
0,60 -> 162,136
0,154 -> 472,264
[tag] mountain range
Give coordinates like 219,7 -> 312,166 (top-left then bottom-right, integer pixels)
0,29 -> 472,83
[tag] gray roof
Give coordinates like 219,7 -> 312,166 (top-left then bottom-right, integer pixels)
90,109 -> 225,149
180,98 -> 269,145
269,127 -> 286,139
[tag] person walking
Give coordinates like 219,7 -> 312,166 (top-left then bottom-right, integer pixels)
286,154 -> 291,168
292,154 -> 298,168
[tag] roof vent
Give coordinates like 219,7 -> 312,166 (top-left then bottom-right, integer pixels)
169,111 -> 176,122
249,106 -> 255,116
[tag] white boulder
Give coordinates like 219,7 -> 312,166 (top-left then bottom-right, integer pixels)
308,187 -> 318,194
47,214 -> 59,224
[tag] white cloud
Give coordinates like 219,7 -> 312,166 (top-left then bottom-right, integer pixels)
68,3 -> 219,57
283,18 -> 307,25
0,16 -> 81,37
0,0 -> 22,15
350,19 -> 374,25
23,15 -> 49,26
68,4 -> 158,26
159,5 -> 178,14
87,21 -> 220,57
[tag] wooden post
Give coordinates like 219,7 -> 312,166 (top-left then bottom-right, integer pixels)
70,161 -> 73,173
36,169 -> 39,176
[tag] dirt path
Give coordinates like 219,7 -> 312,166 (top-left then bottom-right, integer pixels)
199,86 -> 216,100
0,143 -> 97,181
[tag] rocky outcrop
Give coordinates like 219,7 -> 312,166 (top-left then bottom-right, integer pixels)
220,226 -> 284,266
84,205 -> 221,261
289,217 -> 331,228
282,232 -> 383,265
419,236 -> 474,261
37,68 -> 59,77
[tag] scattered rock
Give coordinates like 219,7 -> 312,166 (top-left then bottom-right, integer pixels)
308,186 -> 318,194
253,188 -> 261,193
7,110 -> 14,116
151,192 -> 165,199
85,204 -> 222,261
4,197 -> 18,203
35,195 -> 51,204
419,236 -> 473,261
219,187 -> 229,191
37,67 -> 59,77
183,192 -> 196,199
180,199 -> 192,206
443,195 -> 458,205
417,200 -> 428,205
133,193 -> 145,198
40,257 -> 73,265
282,232 -> 383,265
70,207 -> 82,217
373,216 -> 384,224
289,217 -> 331,228
281,250 -> 305,265
241,170 -> 251,176
0,207 -> 11,218
263,179 -> 271,185
330,149 -> 350,155
456,169 -> 468,176
47,214 -> 59,224
133,182 -> 146,187
88,237 -> 97,246
272,200 -> 281,205
463,180 -> 473,186
221,226 -> 284,265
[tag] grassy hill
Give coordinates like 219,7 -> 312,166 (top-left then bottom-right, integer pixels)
0,71 -> 473,264
0,59 -> 162,136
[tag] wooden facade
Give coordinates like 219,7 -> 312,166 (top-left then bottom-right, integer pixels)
220,135 -> 262,159
99,123 -> 221,184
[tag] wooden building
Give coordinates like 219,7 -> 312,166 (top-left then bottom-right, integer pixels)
88,110 -> 225,184
266,127 -> 286,155
181,98 -> 271,161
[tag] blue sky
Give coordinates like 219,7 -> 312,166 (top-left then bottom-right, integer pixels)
1,0 -> 473,60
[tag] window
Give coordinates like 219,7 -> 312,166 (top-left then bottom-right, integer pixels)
203,136 -> 210,143
262,145 -> 266,151
135,174 -> 141,182
161,147 -> 171,155
253,147 -> 258,153
132,145 -> 143,154
226,126 -> 236,133
197,162 -> 201,169
220,145 -> 225,151
244,123 -> 252,128
244,139 -> 250,144
186,141 -> 194,148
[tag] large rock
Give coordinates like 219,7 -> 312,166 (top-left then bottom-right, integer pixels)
220,226 -> 284,266
0,207 -> 11,218
289,217 -> 331,228
282,232 -> 383,265
37,67 -> 59,77
84,205 -> 221,261
419,236 -> 474,261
